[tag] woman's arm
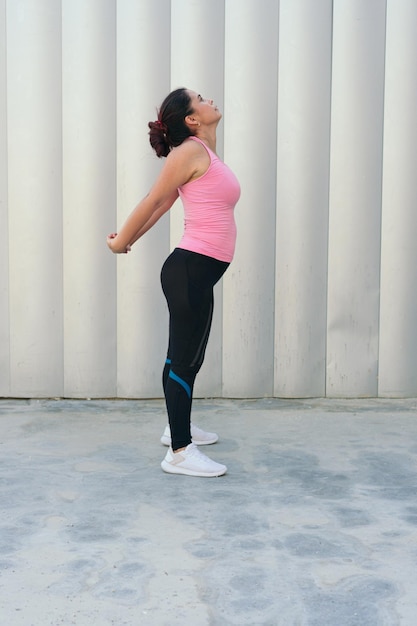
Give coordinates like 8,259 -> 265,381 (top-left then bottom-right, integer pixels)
107,141 -> 200,254
127,189 -> 179,246
107,190 -> 179,253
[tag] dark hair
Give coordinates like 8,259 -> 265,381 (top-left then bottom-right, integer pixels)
148,88 -> 194,158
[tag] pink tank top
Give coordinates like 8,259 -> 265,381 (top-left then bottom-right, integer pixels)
177,136 -> 240,262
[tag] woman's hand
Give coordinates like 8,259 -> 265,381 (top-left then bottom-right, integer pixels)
106,233 -> 131,254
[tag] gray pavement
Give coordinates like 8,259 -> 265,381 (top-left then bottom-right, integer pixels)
1,397 -> 417,626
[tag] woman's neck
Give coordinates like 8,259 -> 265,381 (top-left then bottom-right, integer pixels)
195,127 -> 217,154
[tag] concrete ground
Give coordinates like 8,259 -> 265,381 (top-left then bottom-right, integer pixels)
1,397 -> 417,626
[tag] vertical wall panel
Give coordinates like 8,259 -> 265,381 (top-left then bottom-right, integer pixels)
0,0 -> 9,395
223,0 -> 279,397
116,0 -> 171,397
379,0 -> 417,397
171,0 -> 226,397
326,0 -> 386,397
62,0 -> 116,397
7,0 -> 63,396
275,0 -> 332,398
170,0 -> 224,147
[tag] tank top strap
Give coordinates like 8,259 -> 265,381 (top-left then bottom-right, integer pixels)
188,135 -> 216,159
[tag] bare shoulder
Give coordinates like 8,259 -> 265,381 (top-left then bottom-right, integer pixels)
169,138 -> 206,161
168,138 -> 210,181
151,138 -> 206,192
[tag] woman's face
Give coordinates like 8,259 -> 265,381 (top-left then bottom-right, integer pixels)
187,90 -> 222,125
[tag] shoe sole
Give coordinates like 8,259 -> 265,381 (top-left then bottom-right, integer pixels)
160,435 -> 218,446
161,460 -> 227,477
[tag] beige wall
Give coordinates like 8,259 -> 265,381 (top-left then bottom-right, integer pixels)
1,0 -> 416,398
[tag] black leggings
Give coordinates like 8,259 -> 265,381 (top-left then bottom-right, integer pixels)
160,248 -> 229,450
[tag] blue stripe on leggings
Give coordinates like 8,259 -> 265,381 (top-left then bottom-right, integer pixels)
169,370 -> 191,398
165,358 -> 172,364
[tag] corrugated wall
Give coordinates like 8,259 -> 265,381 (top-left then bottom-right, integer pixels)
1,0 -> 416,399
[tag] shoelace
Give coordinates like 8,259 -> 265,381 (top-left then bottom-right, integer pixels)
185,444 -> 213,465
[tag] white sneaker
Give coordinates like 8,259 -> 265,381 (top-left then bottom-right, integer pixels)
160,423 -> 219,447
161,443 -> 227,477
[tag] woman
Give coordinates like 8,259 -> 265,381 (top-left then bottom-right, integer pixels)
107,88 -> 240,477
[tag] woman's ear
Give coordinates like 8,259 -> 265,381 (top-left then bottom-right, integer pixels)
185,115 -> 199,129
